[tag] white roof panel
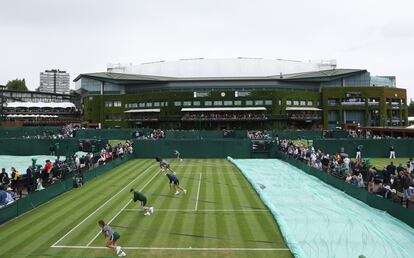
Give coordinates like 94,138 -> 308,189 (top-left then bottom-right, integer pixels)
6,102 -> 75,109
286,107 -> 322,111
124,109 -> 161,113
107,58 -> 337,78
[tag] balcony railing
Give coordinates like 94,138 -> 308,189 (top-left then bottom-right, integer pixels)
341,102 -> 365,106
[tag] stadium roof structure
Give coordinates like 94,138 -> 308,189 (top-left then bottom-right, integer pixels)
74,69 -> 367,84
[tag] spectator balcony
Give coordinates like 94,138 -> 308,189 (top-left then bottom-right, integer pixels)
180,107 -> 269,121
286,107 -> 322,121
124,108 -> 160,122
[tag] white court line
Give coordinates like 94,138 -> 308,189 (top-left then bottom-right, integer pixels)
195,173 -> 202,211
123,209 -> 268,212
51,164 -> 155,247
86,167 -> 160,246
51,245 -> 289,251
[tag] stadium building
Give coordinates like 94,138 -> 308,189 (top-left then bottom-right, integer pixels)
0,88 -> 81,126
74,58 -> 407,129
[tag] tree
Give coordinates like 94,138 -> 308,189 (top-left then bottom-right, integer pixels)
408,100 -> 414,116
6,79 -> 28,91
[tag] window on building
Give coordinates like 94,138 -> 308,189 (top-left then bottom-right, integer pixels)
234,100 -> 242,106
246,100 -> 253,106
328,98 -> 339,106
293,100 -> 299,106
255,100 -> 264,106
146,102 -> 153,107
113,114 -> 122,121
214,101 -> 223,106
193,101 -> 200,106
164,102 -> 169,107
174,101 -> 181,107
204,101 -> 212,106
139,103 -> 145,108
307,100 -> 313,106
286,100 -> 292,106
154,102 -> 160,107
300,100 -> 306,106
105,101 -> 112,108
183,101 -> 192,106
265,100 -> 272,105
105,114 -> 112,121
224,100 -> 233,106
113,101 -> 122,107
278,99 -> 282,105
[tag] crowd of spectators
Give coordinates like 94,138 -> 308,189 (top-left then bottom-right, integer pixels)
182,112 -> 268,121
94,141 -> 134,167
0,140 -> 134,209
135,129 -> 165,140
279,140 -> 414,208
347,129 -> 400,139
22,124 -> 80,139
288,112 -> 322,120
247,130 -> 272,140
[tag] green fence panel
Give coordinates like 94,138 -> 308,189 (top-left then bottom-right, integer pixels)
0,202 -> 18,224
0,139 -> 79,156
313,139 -> 414,157
273,130 -> 322,139
325,174 -> 345,191
134,139 -> 253,158
343,183 -> 367,203
75,129 -> 137,140
0,126 -> 60,139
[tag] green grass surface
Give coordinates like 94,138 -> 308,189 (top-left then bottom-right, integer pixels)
0,159 -> 291,258
352,157 -> 410,170
108,140 -> 126,146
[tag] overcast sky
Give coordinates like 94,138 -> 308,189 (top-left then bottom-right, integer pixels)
0,0 -> 413,98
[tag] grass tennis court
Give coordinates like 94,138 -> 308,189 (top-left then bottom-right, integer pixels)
0,159 -> 292,258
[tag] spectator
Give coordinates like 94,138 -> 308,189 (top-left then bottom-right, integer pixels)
357,174 -> 365,188
43,160 -> 52,183
407,158 -> 414,173
355,145 -> 362,160
49,144 -> 56,156
401,171 -> 411,207
382,166 -> 391,185
6,187 -> 17,202
397,163 -> 405,174
386,162 -> 396,177
26,165 -> 35,193
10,167 -> 20,190
0,187 -> 7,208
36,178 -> 45,191
389,145 -> 396,159
1,172 -> 10,187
